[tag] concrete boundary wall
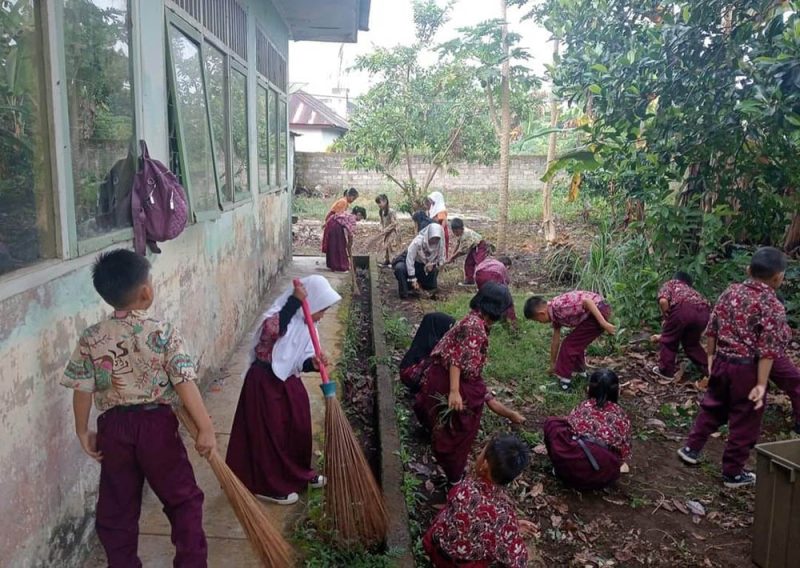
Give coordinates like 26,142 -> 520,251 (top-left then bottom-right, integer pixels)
296,152 -> 548,193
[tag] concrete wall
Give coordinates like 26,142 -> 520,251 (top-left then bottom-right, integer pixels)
295,151 -> 549,192
292,126 -> 342,153
0,2 -> 291,566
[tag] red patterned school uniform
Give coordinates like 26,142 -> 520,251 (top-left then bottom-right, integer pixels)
686,279 -> 791,476
548,291 -> 611,379
414,311 -> 494,481
324,212 -> 356,272
544,399 -> 631,490
61,311 -> 207,566
423,477 -> 528,567
475,259 -> 516,321
656,280 -> 711,376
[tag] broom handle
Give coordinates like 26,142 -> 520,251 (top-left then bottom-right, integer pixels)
293,278 -> 330,384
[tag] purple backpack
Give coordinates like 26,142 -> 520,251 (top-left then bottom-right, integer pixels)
131,140 -> 188,255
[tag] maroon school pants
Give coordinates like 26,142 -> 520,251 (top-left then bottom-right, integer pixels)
96,405 -> 207,568
463,242 -> 490,284
685,358 -> 765,477
658,303 -> 710,377
543,418 -> 622,490
771,355 -> 800,424
554,303 -> 611,379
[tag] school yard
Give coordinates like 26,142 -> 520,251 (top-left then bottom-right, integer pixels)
294,188 -> 800,567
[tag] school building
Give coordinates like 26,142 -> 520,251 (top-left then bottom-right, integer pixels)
0,0 -> 370,565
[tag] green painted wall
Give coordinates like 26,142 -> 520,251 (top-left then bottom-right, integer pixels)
0,1 -> 291,565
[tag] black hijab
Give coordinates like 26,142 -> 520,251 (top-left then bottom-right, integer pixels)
400,312 -> 456,369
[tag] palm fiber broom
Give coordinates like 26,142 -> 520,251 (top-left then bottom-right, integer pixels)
175,407 -> 293,567
295,279 -> 388,546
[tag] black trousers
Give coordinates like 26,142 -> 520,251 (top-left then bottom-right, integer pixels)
393,259 -> 438,298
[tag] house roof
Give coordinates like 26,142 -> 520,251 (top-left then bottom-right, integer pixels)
289,91 -> 349,131
272,0 -> 371,43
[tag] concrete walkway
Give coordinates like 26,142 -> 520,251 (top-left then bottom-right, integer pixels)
86,257 -> 348,567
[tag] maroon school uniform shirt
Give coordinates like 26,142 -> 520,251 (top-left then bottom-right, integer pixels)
658,279 -> 710,309
548,291 -> 605,328
427,477 -> 528,567
567,399 -> 632,460
705,279 -> 790,360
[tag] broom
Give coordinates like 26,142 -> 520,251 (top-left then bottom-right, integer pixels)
347,248 -> 361,296
294,279 -> 388,546
175,407 -> 293,567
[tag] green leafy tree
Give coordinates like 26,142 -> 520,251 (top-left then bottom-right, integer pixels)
335,1 -> 502,207
438,6 -> 541,249
534,0 -> 800,255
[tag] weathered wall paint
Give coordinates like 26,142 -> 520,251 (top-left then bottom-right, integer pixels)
0,1 -> 292,566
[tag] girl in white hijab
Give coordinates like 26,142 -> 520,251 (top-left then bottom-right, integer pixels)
226,275 -> 341,505
427,191 -> 450,253
393,223 -> 446,299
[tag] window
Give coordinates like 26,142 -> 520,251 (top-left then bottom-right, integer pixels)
278,98 -> 287,186
167,24 -> 217,215
230,67 -> 249,198
0,0 -> 55,275
64,0 -> 136,242
268,88 -> 277,186
205,43 -> 229,203
257,86 -> 269,191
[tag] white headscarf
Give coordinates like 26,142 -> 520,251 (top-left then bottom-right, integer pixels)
406,223 -> 446,278
427,191 -> 446,218
249,275 -> 342,381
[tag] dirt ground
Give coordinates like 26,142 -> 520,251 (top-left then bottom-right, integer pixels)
294,208 -> 799,567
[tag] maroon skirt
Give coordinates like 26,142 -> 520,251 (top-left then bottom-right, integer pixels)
414,362 -> 487,482
225,362 -> 315,497
543,417 -> 621,491
324,218 -> 350,272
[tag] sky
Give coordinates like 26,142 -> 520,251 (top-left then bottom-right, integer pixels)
288,0 -> 554,99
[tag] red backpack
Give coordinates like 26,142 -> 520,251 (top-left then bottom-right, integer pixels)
131,140 -> 189,255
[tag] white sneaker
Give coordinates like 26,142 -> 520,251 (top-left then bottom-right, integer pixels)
310,475 -> 327,489
256,492 -> 299,505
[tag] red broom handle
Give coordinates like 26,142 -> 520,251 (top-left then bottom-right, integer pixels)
293,278 -> 330,384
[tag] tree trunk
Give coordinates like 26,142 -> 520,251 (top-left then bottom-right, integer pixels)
785,211 -> 800,255
496,0 -> 511,253
541,39 -> 560,243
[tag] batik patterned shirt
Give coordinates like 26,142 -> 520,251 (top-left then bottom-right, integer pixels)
452,227 -> 484,256
567,399 -> 632,459
62,311 -> 197,411
475,258 -> 510,286
254,313 -> 282,363
705,279 -> 790,360
332,212 -> 357,236
548,291 -> 605,328
428,477 -> 528,567
658,280 -> 710,310
431,310 -> 489,383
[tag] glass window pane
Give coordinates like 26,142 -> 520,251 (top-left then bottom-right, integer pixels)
230,69 -> 249,198
257,86 -> 268,192
168,26 -> 216,212
205,44 -> 228,202
268,88 -> 277,187
279,99 -> 287,186
65,0 -> 136,240
0,0 -> 55,274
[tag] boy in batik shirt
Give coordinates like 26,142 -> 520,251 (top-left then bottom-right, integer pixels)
61,249 -> 215,565
423,434 -> 535,567
652,271 -> 711,379
678,247 -> 790,488
524,291 -> 616,390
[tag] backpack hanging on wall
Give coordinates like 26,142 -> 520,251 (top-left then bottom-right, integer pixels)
131,140 -> 188,255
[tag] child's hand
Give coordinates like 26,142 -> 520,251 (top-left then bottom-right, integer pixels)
748,385 -> 766,410
650,334 -> 661,342
78,430 -> 102,462
411,280 -> 421,291
603,322 -> 617,335
312,353 -> 328,370
518,519 -> 538,538
448,391 -> 464,412
425,263 -> 435,273
509,411 -> 526,424
293,282 -> 308,302
195,427 -> 216,458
